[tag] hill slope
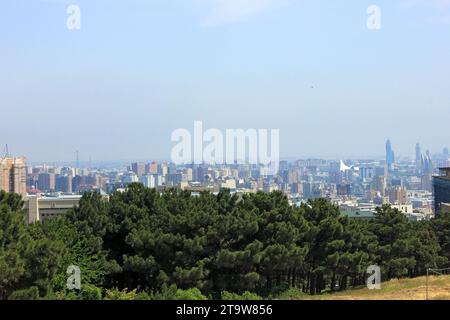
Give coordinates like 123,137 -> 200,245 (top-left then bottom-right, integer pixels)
298,275 -> 450,300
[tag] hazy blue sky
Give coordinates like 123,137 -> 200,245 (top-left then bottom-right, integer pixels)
1,0 -> 450,162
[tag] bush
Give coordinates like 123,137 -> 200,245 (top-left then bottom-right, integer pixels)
271,288 -> 306,300
104,288 -> 137,300
221,291 -> 262,300
175,288 -> 207,300
135,291 -> 151,300
80,284 -> 102,300
8,287 -> 40,300
149,284 -> 178,300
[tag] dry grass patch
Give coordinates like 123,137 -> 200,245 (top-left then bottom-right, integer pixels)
294,275 -> 450,300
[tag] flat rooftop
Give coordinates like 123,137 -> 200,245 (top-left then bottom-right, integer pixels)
26,194 -> 83,200
436,168 -> 450,179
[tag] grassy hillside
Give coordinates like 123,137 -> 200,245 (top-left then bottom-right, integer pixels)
293,275 -> 450,300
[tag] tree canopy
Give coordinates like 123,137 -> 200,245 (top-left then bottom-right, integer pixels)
0,185 -> 448,300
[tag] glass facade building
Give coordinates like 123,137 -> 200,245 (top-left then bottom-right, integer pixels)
433,168 -> 450,215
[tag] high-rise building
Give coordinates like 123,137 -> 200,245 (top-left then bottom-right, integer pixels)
337,184 -> 352,196
374,176 -> 387,197
290,183 -> 303,195
85,174 -> 101,188
375,165 -> 387,178
131,162 -> 145,177
360,167 -> 375,182
386,139 -> 395,171
72,175 -> 87,193
387,186 -> 407,205
415,143 -> 421,168
146,162 -> 158,175
303,182 -> 313,199
140,174 -> 162,189
37,172 -> 55,192
194,165 -> 207,183
55,175 -> 73,193
433,167 -> 450,215
166,173 -> 182,186
420,153 -> 434,191
121,173 -> 139,184
159,163 -> 169,176
0,157 -> 27,196
184,168 -> 193,181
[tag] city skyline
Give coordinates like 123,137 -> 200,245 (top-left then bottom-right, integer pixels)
9,139 -> 450,165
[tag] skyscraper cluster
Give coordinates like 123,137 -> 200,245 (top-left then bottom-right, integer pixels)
414,143 -> 434,191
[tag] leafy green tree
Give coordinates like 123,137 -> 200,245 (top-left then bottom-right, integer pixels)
370,205 -> 416,279
2,186 -> 449,300
0,191 -> 27,299
432,211 -> 450,267
301,198 -> 345,294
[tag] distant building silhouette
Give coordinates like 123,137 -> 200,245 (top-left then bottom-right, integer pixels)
415,143 -> 421,169
131,162 -> 145,177
386,139 -> 395,171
